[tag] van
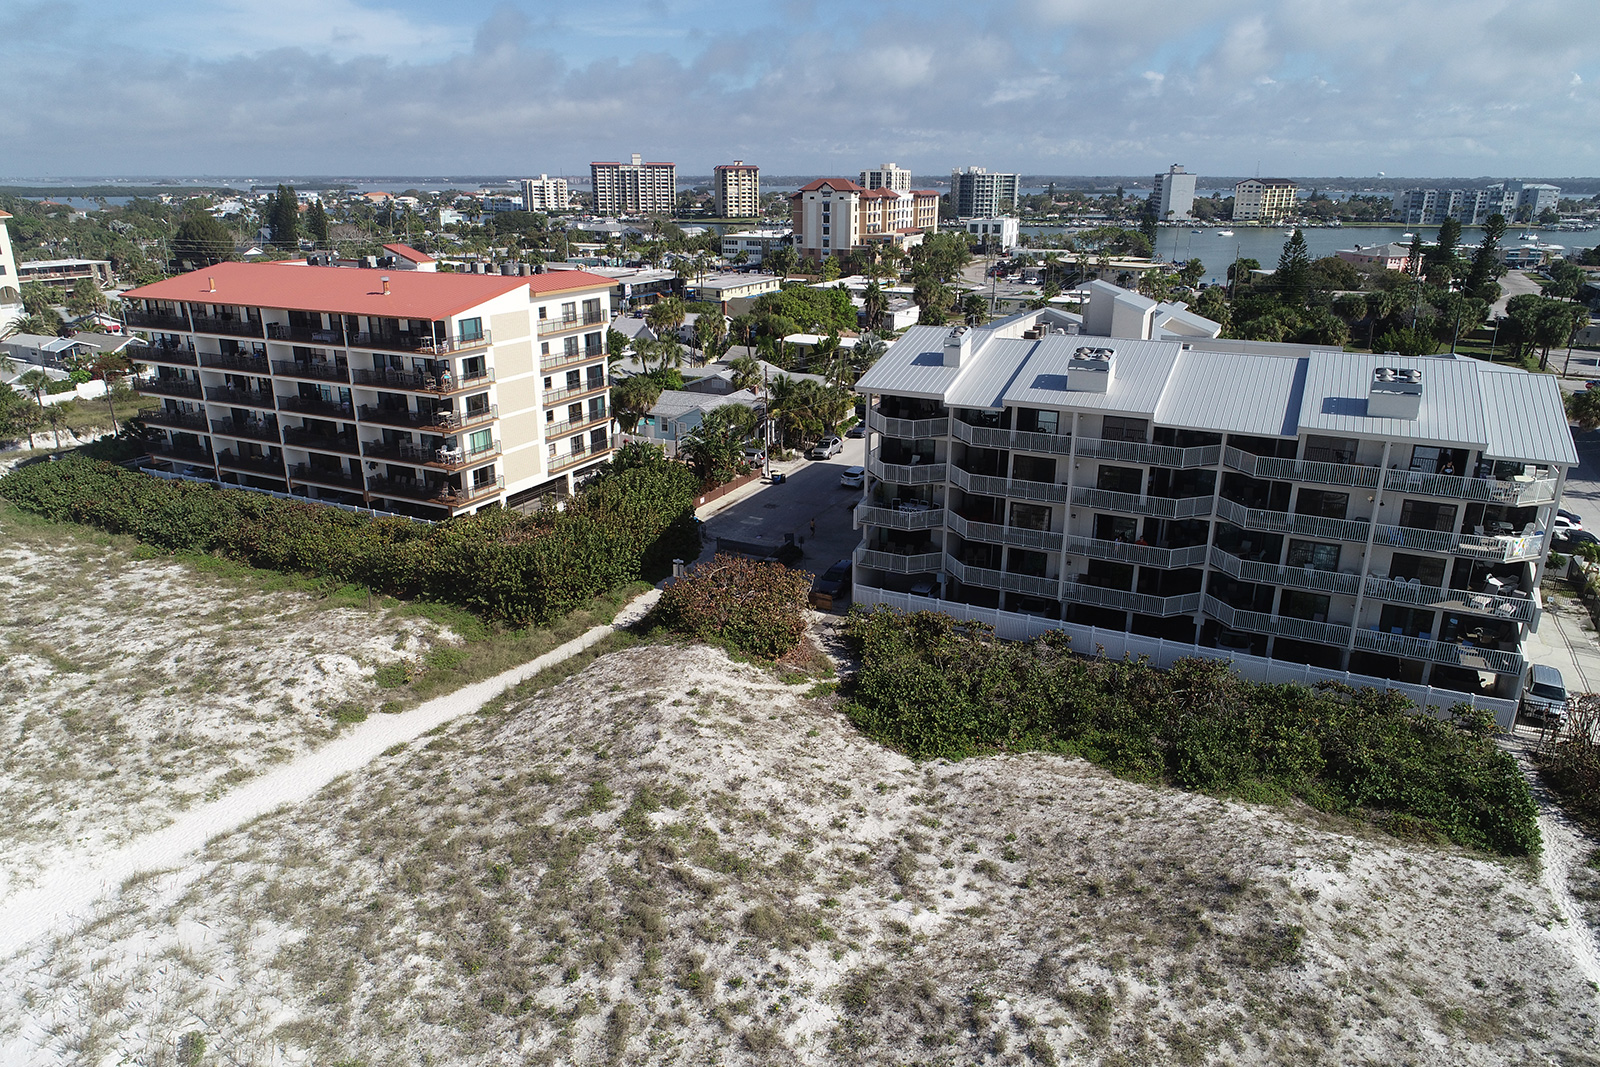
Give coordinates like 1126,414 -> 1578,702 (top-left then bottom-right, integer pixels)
1520,664 -> 1568,727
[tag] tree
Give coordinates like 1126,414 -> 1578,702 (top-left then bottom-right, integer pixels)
173,208 -> 237,266
41,396 -> 76,449
1463,214 -> 1507,302
84,348 -> 133,432
1275,229 -> 1311,307
1374,325 -> 1438,358
1194,287 -> 1230,333
306,199 -> 330,246
912,278 -> 950,326
694,312 -> 728,363
1423,217 -> 1463,287
961,292 -> 989,326
0,390 -> 43,449
851,333 -> 888,377
646,297 -> 686,339
606,327 -> 631,368
1542,260 -> 1586,301
680,403 -> 757,485
765,246 -> 798,282
15,368 -> 52,448
861,281 -> 887,332
1567,388 -> 1600,430
611,374 -> 663,434
1227,257 -> 1261,289
269,184 -> 299,248
66,277 -> 107,317
819,256 -> 841,282
727,355 -> 763,394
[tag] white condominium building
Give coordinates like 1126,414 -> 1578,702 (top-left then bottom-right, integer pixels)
790,179 -> 940,263
590,154 -> 677,216
521,175 -> 570,213
850,284 -> 1574,714
860,163 -> 912,193
714,161 -> 761,218
1232,178 -> 1298,223
125,261 -> 618,518
1149,164 -> 1197,221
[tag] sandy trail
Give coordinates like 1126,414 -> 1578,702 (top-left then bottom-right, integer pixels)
0,589 -> 659,962
1520,753 -> 1600,988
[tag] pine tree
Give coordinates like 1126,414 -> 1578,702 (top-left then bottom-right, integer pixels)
270,184 -> 299,248
1275,229 -> 1311,308
306,199 -> 329,246
1463,213 -> 1506,300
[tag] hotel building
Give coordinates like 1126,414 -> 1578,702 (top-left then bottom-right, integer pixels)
790,179 -> 940,263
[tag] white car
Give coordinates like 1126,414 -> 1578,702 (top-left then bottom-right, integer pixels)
809,436 -> 843,460
839,465 -> 865,489
1553,513 -> 1582,536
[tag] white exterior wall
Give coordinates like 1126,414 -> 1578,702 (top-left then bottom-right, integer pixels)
860,163 -> 912,193
0,215 -> 19,330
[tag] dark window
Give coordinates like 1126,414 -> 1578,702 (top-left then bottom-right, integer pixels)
1097,466 -> 1143,493
1280,591 -> 1331,622
1102,416 -> 1148,443
1398,499 -> 1458,532
457,317 -> 483,341
1303,435 -> 1358,464
1286,540 -> 1341,571
1296,488 -> 1348,519
1012,455 -> 1056,483
1388,553 -> 1447,586
1009,503 -> 1052,532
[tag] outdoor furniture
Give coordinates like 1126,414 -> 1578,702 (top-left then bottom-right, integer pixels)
1467,594 -> 1492,611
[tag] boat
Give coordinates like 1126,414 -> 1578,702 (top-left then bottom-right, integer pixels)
1216,229 -> 1234,237
1191,228 -> 1202,234
1517,232 -> 1538,241
1401,232 -> 1414,238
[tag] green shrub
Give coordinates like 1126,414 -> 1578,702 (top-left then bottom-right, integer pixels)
841,606 -> 1540,856
653,554 -> 811,659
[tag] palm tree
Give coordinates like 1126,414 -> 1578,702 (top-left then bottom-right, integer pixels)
646,297 -> 686,340
862,281 -> 887,332
87,348 -> 133,433
727,355 -> 762,395
611,374 -> 663,434
961,293 -> 989,326
15,367 -> 52,449
43,397 -> 76,450
851,333 -> 888,377
694,313 -> 728,365
766,246 -> 797,283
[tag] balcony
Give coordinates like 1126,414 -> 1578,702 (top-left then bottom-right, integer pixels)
539,314 -> 599,337
1215,497 -> 1371,544
1373,524 -> 1545,563
947,512 -> 1063,551
1351,628 -> 1524,676
1208,547 -> 1363,597
1071,487 -> 1213,519
281,427 -> 361,455
541,348 -> 606,373
546,411 -> 611,438
1222,447 -> 1381,490
867,409 -> 950,438
1075,438 -> 1221,470
133,375 -> 202,400
149,440 -> 214,466
358,404 -> 451,431
952,419 -> 1073,455
1059,579 -> 1202,617
368,474 -> 505,506
266,323 -> 341,345
131,342 -> 198,367
1362,576 -> 1537,625
216,450 -> 287,476
1201,595 -> 1353,647
856,547 -> 943,574
946,558 -> 1061,598
125,309 -> 191,332
289,464 -> 365,490
189,315 -> 264,339
550,445 -> 611,473
453,476 -> 506,503
350,366 -> 493,393
198,351 -> 270,375
204,386 -> 277,411
1381,467 -> 1557,507
210,418 -> 280,443
856,504 -> 947,532
1065,536 -> 1209,569
948,464 -> 1072,504
141,408 -> 210,433
545,379 -> 608,406
427,439 -> 501,471
277,395 -> 353,420
272,360 -> 351,384
345,330 -> 467,354
870,456 -> 948,486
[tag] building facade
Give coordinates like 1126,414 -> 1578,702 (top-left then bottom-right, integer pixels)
720,228 -> 794,264
590,154 -> 677,216
964,217 -> 1020,249
1336,242 -> 1414,273
124,262 -> 618,518
951,167 -> 1021,218
713,161 -> 761,218
0,211 -> 19,331
850,304 -> 1573,711
860,163 -> 912,193
1232,179 -> 1298,223
521,175 -> 570,213
15,258 -> 113,287
1393,181 -> 1562,226
790,179 -> 939,263
1149,165 -> 1198,221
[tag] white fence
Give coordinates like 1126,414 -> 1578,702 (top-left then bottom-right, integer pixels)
853,585 -> 1519,730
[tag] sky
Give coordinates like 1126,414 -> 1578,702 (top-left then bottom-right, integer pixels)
3,0 -> 1598,181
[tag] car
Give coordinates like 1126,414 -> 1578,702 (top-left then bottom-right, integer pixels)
1559,508 -> 1584,529
808,436 -> 843,459
1520,664 -> 1568,728
838,465 -> 865,489
845,424 -> 865,439
742,446 -> 766,466
1552,529 -> 1598,553
1554,514 -> 1582,537
809,559 -> 853,610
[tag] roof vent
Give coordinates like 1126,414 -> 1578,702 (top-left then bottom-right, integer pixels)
1068,346 -> 1115,393
381,276 -> 391,295
206,276 -> 216,293
1368,366 -> 1423,419
943,325 -> 971,367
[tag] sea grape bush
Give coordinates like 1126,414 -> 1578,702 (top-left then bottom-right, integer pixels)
842,606 -> 1539,856
0,453 -> 702,627
653,554 -> 811,659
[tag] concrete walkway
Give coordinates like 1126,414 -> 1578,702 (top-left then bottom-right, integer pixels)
1525,581 -> 1600,695
0,588 -> 661,962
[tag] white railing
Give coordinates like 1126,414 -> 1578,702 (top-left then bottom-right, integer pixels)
947,512 -> 1064,551
1222,447 -> 1383,489
1372,524 -> 1545,562
1075,438 -> 1221,469
1208,547 -> 1363,597
1060,582 -> 1202,617
868,457 -> 947,485
851,585 -> 1519,730
1351,628 -> 1524,676
1072,487 -> 1214,519
1381,467 -> 1557,506
1214,497 -> 1373,544
856,505 -> 946,531
951,420 -> 1074,455
869,409 -> 950,439
855,547 -> 943,574
947,558 -> 1061,597
1065,536 -> 1209,569
1201,595 -> 1353,646
950,465 -> 1072,503
1360,577 -> 1537,624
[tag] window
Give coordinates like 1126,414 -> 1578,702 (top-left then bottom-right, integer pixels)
1101,416 -> 1148,443
546,410 -> 554,423
564,336 -> 579,357
469,429 -> 492,453
1296,488 -> 1348,519
538,306 -> 547,320
1389,553 -> 1446,586
582,298 -> 602,323
1286,540 -> 1340,571
1279,591 -> 1331,623
570,435 -> 584,453
1303,435 -> 1358,465
543,376 -> 552,389
568,403 -> 582,422
1398,499 -> 1458,532
1096,466 -> 1143,493
541,342 -> 550,356
566,370 -> 581,389
590,428 -> 608,451
1010,503 -> 1052,532
548,442 -> 557,458
457,317 -> 483,341
471,465 -> 495,489
561,301 -> 577,323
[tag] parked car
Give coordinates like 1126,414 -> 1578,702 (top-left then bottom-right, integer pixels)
1558,508 -> 1584,529
845,424 -> 865,439
808,436 -> 843,459
809,559 -> 853,610
1552,528 -> 1598,553
742,446 -> 766,466
838,465 -> 865,489
1520,664 -> 1568,727
1554,514 -> 1582,537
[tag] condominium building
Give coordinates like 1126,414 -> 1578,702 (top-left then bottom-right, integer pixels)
1232,178 -> 1298,223
850,285 -> 1573,713
713,161 -> 761,218
1149,164 -> 1197,221
790,179 -> 939,263
1393,180 -> 1563,226
860,163 -> 912,193
521,174 -> 570,213
124,261 -> 618,518
720,227 -> 794,265
590,154 -> 677,216
951,167 -> 1020,218
0,211 -> 19,330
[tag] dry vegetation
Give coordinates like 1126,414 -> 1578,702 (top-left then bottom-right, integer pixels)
4,639 -> 1597,1066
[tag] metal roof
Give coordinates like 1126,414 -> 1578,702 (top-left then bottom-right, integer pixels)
853,325 -> 967,399
1156,349 -> 1305,437
946,334 -> 1180,415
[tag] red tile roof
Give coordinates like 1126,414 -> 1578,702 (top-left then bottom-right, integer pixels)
0,210 -> 11,219
123,262 -> 613,320
383,243 -> 434,264
912,190 -> 941,197
795,178 -> 864,193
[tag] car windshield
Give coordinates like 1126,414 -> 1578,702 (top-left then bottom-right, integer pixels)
1530,683 -> 1566,700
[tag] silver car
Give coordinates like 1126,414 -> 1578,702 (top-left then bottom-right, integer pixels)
808,436 -> 843,460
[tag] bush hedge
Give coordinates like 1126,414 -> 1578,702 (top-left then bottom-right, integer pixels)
0,450 -> 702,627
653,554 -> 811,659
842,606 -> 1540,856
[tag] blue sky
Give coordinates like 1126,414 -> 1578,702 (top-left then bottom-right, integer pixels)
3,0 -> 1597,179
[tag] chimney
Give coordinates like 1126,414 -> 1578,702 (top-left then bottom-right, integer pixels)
381,276 -> 391,295
1067,346 -> 1115,393
1368,366 -> 1423,419
942,325 -> 971,367
206,276 -> 216,292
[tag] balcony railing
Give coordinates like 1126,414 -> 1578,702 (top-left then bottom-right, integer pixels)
366,475 -> 453,502
1071,487 -> 1214,519
1201,595 -> 1353,647
1208,547 -> 1363,597
204,386 -> 277,410
1222,447 -> 1382,490
541,350 -> 605,373
125,310 -> 192,332
210,418 -> 280,443
1372,524 -> 1545,562
540,314 -> 597,337
149,441 -> 214,466
947,558 -> 1062,598
1381,467 -> 1557,507
1361,576 -> 1538,624
856,504 -> 947,532
289,463 -> 365,490
272,360 -> 351,383
133,375 -> 202,400
1075,438 -> 1221,469
951,419 -> 1073,455
132,342 -> 198,366
198,351 -> 270,374
546,411 -> 611,438
868,409 -> 950,439
550,438 -> 613,473
189,315 -> 264,339
276,395 -> 353,420
856,547 -> 943,574
1351,628 -> 1524,676
1060,580 -> 1203,617
347,330 -> 488,354
350,366 -> 493,393
454,476 -> 506,503
870,457 -> 948,486
1065,536 -> 1209,569
266,323 -> 340,345
949,464 -> 1072,503
947,512 -> 1063,551
358,404 -> 449,431
1214,497 -> 1372,544
428,440 -> 501,471
141,408 -> 210,433
544,379 -> 608,406
216,450 -> 286,476
281,427 -> 361,455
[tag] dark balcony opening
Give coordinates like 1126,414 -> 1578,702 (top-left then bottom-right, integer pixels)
1389,553 -> 1447,586
1006,548 -> 1050,578
1229,434 -> 1296,460
1067,604 -> 1127,629
1212,524 -> 1282,563
1200,620 -> 1267,655
1453,560 -> 1529,595
1149,467 -> 1215,501
882,439 -> 936,466
1295,487 -> 1349,520
1154,518 -> 1211,551
1272,638 -> 1347,672
1377,604 -> 1437,640
872,531 -> 937,556
1208,575 -> 1273,613
880,396 -> 948,420
956,446 -> 1006,477
1011,454 -> 1056,484
1221,472 -> 1290,510
1004,595 -> 1059,619
1303,434 -> 1360,465
1009,502 -> 1052,532
950,582 -> 1002,610
1347,651 -> 1425,685
956,493 -> 1003,523
1286,539 -> 1343,572
1280,590 -> 1333,624
1461,503 -> 1539,537
1083,559 -> 1134,591
1405,444 -> 1470,476
957,407 -> 1008,429
958,540 -> 1003,570
1427,663 -> 1494,695
1436,613 -> 1516,650
1137,568 -> 1203,596
1131,613 -> 1196,643
1397,499 -> 1458,533
1101,415 -> 1147,444
1014,408 -> 1060,435
1093,514 -> 1139,543
1096,465 -> 1142,494
1153,427 -> 1222,449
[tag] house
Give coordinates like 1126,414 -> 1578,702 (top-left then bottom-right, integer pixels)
630,388 -> 764,456
684,273 -> 782,315
1337,243 -> 1414,273
122,261 -> 619,517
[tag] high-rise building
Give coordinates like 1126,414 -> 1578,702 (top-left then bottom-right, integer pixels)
1394,180 -> 1562,226
1148,164 -> 1198,221
0,211 -> 22,331
1232,179 -> 1298,223
951,167 -> 1021,217
124,261 -> 619,517
520,175 -> 570,213
789,179 -> 940,263
713,161 -> 761,218
589,154 -> 677,216
859,163 -> 912,193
